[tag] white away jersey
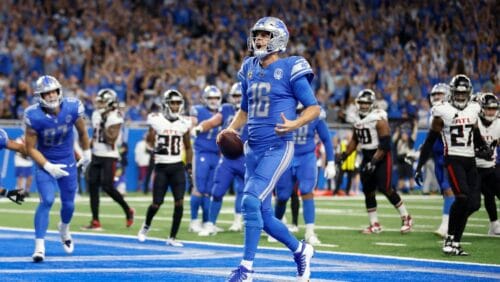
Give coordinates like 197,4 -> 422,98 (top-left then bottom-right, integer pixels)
476,117 -> 500,168
91,110 -> 124,158
147,113 -> 191,164
431,102 -> 480,157
353,109 -> 387,150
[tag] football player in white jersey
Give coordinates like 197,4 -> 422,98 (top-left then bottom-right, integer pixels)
342,89 -> 412,234
475,93 -> 500,235
83,89 -> 135,231
137,89 -> 193,247
415,74 -> 492,255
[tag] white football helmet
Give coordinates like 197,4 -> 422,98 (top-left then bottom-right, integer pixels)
202,85 -> 222,111
355,89 -> 376,117
449,74 -> 472,110
228,82 -> 243,110
429,83 -> 450,106
34,75 -> 62,109
248,17 -> 289,59
478,92 -> 499,122
163,89 -> 185,120
96,88 -> 118,111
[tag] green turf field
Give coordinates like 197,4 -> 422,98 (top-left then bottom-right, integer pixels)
1,193 -> 498,265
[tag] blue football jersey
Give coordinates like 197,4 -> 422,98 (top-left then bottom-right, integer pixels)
24,97 -> 84,162
190,104 -> 221,153
219,103 -> 248,142
238,56 -> 316,148
0,128 -> 7,150
294,109 -> 334,161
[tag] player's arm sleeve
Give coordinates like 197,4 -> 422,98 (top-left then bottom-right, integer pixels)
317,120 -> 334,161
293,76 -> 317,107
237,59 -> 250,113
0,128 -> 7,149
416,130 -> 440,171
290,56 -> 314,84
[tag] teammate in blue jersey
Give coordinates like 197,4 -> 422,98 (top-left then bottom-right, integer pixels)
24,75 -> 91,263
427,83 -> 455,238
273,104 -> 336,245
222,17 -> 319,282
194,82 -> 247,235
189,85 -> 223,233
0,129 -> 26,204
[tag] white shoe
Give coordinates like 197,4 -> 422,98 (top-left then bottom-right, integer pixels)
198,222 -> 217,236
214,225 -> 224,233
138,223 -> 150,242
166,237 -> 184,247
305,232 -> 321,246
267,235 -> 278,243
58,222 -> 74,254
228,221 -> 243,232
294,241 -> 314,281
488,221 -> 500,236
32,239 -> 45,263
288,224 -> 299,233
188,220 -> 203,233
434,223 -> 448,238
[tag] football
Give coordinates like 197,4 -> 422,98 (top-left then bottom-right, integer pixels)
217,131 -> 244,159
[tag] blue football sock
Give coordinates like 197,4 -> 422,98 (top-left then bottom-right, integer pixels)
35,185 -> 55,239
302,198 -> 315,224
242,195 -> 263,261
209,198 -> 223,224
443,195 -> 455,215
263,208 -> 299,252
190,195 -> 202,220
202,196 -> 210,222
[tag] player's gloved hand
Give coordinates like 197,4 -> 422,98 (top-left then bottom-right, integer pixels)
324,161 -> 337,179
475,145 -> 493,160
0,188 -> 25,205
77,149 -> 92,171
361,160 -> 376,176
414,168 -> 424,187
43,162 -> 69,179
191,125 -> 203,137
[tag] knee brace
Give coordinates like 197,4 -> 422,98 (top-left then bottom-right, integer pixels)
242,194 -> 263,228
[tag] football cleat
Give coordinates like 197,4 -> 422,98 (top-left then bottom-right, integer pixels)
165,237 -> 184,247
305,232 -> 321,246
448,242 -> 469,257
32,250 -> 45,263
198,222 -> 218,236
228,220 -> 243,232
227,265 -> 254,282
488,221 -> 500,236
294,240 -> 314,281
442,235 -> 454,254
81,220 -> 103,231
400,215 -> 413,234
188,219 -> 203,233
362,222 -> 382,234
137,223 -> 150,242
126,208 -> 135,228
58,222 -> 74,254
288,224 -> 299,233
32,239 -> 45,263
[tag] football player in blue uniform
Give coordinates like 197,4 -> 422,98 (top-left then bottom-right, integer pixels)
195,82 -> 247,235
0,129 -> 26,204
24,75 -> 91,262
273,104 -> 336,245
189,85 -> 222,233
222,17 -> 318,282
427,83 -> 455,238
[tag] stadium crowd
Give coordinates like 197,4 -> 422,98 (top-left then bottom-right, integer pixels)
0,0 -> 498,124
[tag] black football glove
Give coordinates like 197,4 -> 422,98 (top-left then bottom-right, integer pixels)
1,188 -> 25,205
414,168 -> 423,187
361,161 -> 376,176
475,145 -> 494,160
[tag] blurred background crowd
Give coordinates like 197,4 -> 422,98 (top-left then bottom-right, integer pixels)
0,0 -> 498,127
